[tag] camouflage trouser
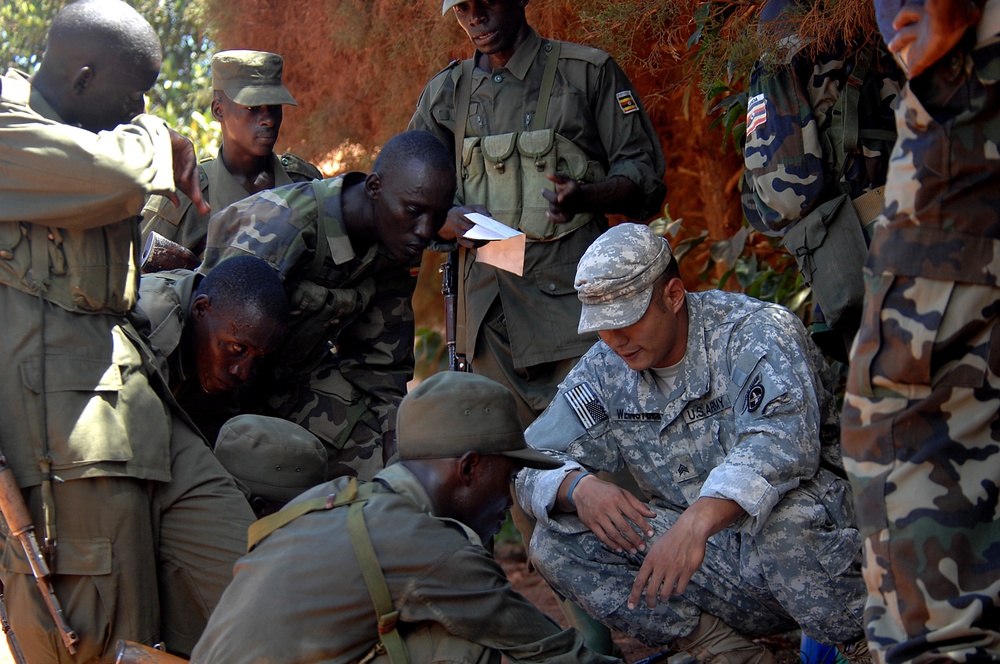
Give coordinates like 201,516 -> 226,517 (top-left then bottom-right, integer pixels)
530,471 -> 865,649
842,38 -> 1000,664
269,361 -> 386,481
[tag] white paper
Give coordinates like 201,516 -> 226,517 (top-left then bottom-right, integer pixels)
462,213 -> 526,277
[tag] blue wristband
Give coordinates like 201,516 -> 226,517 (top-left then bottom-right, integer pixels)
566,472 -> 592,509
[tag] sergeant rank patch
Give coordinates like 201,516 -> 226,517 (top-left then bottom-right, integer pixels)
746,93 -> 767,133
564,383 -> 608,429
616,90 -> 639,115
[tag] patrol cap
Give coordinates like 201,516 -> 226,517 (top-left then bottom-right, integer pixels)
214,415 -> 327,502
575,223 -> 673,334
441,0 -> 463,14
211,50 -> 298,107
397,372 -> 562,470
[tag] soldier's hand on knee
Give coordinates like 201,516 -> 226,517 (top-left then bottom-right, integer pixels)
568,474 -> 655,555
628,517 -> 707,610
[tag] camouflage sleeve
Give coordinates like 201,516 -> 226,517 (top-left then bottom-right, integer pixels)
701,306 -> 828,535
742,58 -> 828,235
517,346 -> 624,531
334,263 -> 419,438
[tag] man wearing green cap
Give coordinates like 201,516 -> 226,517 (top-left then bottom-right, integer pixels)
190,371 -> 620,664
141,49 -> 322,258
518,223 -> 870,662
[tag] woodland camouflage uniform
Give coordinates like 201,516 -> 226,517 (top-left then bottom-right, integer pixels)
201,174 -> 415,480
842,0 -> 1000,659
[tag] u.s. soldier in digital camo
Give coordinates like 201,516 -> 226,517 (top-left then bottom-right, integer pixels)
742,0 -> 904,360
842,0 -> 1000,659
141,49 -> 322,258
517,224 -> 870,663
200,130 -> 455,481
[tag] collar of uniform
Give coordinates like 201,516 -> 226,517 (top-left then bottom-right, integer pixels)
6,69 -> 62,122
205,150 -> 297,212
501,27 -> 543,81
324,172 -> 368,266
374,463 -> 484,546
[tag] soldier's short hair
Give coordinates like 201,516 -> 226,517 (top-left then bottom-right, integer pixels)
197,255 -> 289,326
372,130 -> 453,179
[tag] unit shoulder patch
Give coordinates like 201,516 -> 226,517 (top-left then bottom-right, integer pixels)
616,90 -> 639,115
564,382 -> 609,429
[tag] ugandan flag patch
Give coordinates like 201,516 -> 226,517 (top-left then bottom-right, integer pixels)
616,90 -> 639,115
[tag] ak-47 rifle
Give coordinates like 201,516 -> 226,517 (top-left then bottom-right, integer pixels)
440,250 -> 468,372
0,455 -> 79,655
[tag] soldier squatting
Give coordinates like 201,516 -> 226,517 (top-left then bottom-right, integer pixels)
0,0 -> 998,663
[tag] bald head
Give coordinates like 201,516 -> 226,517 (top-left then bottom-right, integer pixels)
33,0 -> 162,131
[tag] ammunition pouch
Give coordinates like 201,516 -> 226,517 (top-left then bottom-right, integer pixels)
781,193 -> 870,330
461,128 -> 604,241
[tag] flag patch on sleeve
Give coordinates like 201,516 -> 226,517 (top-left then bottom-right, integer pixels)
746,93 -> 767,134
564,383 -> 609,429
616,90 -> 639,115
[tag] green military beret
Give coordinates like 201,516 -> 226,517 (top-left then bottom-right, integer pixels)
212,50 -> 297,107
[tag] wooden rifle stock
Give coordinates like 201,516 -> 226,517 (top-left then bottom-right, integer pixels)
140,231 -> 200,274
115,640 -> 189,664
0,455 -> 78,655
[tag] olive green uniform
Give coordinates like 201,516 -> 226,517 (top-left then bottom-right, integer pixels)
140,150 -> 321,258
408,28 -> 666,422
0,69 -> 254,662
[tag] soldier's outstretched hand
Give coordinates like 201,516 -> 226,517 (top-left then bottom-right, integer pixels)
543,173 -> 582,225
167,128 -> 210,215
889,0 -> 981,77
569,473 -> 655,554
628,497 -> 744,610
440,204 -> 490,249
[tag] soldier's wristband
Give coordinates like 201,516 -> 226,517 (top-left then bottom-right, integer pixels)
566,472 -> 592,509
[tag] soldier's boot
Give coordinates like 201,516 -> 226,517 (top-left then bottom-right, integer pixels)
837,635 -> 872,664
673,613 -> 776,664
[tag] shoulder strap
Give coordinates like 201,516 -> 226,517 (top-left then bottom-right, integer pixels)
348,491 -> 409,664
246,477 -> 360,552
454,58 -> 476,201
531,40 -> 562,131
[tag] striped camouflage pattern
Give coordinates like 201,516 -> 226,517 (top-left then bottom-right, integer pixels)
202,175 -> 418,480
842,39 -> 1000,663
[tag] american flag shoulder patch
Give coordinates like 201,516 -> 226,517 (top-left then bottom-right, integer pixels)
746,93 -> 767,134
564,383 -> 608,429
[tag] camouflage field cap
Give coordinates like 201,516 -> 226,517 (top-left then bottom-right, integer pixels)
575,223 -> 673,333
212,50 -> 298,107
215,415 -> 327,502
397,372 -> 562,470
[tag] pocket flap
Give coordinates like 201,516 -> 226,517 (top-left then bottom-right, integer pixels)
21,356 -> 124,395
2,535 -> 112,576
517,128 -> 555,158
481,132 -> 518,162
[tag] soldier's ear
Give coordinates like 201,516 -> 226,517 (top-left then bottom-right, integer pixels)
71,66 -> 95,95
365,172 -> 383,201
192,293 -> 212,320
211,98 -> 224,121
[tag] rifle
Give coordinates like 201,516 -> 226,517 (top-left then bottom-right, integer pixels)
439,250 -> 468,372
140,231 -> 200,274
0,585 -> 27,664
0,455 -> 79,655
114,640 -> 188,664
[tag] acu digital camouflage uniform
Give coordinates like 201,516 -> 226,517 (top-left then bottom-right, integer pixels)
518,284 -> 866,647
200,174 -> 415,480
841,0 -> 1000,659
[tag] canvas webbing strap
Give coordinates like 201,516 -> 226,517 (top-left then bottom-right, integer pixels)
246,478 -> 360,552
348,495 -> 409,664
308,179 -> 330,281
531,40 -> 561,131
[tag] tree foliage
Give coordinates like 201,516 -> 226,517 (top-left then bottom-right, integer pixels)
0,0 -> 220,154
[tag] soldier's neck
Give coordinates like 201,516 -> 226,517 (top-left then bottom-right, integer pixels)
220,145 -> 275,195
